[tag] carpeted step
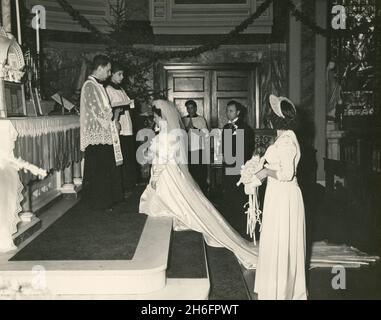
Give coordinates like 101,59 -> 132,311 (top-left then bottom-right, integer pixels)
205,246 -> 250,300
10,201 -> 147,261
165,230 -> 209,300
166,230 -> 250,300
166,230 -> 208,279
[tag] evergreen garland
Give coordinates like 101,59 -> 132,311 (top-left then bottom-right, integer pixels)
56,0 -> 274,61
285,0 -> 350,38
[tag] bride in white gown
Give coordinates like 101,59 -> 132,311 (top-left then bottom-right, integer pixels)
139,99 -> 257,269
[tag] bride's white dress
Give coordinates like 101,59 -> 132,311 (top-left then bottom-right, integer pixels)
139,132 -> 257,269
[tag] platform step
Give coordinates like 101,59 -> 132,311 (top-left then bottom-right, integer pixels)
206,246 -> 250,300
13,219 -> 42,247
167,230 -> 208,279
1,214 -> 173,296
0,278 -> 209,300
0,223 -> 210,300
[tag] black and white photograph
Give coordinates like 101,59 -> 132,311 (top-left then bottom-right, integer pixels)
0,0 -> 380,306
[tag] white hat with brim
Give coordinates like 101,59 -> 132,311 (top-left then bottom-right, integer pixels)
269,94 -> 296,118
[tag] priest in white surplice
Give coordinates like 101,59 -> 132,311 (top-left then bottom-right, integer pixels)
80,55 -> 123,212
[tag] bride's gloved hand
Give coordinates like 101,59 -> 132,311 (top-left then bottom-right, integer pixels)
150,164 -> 165,190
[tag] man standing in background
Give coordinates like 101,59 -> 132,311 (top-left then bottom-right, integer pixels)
182,100 -> 209,193
221,100 -> 254,239
106,62 -> 137,199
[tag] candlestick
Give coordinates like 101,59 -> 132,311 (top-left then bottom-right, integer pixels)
36,11 -> 40,54
15,0 -> 22,45
1,0 -> 12,33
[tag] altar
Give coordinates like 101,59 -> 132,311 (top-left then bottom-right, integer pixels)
0,0 -> 84,253
0,115 -> 82,252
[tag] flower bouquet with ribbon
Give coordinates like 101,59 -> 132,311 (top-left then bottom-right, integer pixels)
237,154 -> 265,245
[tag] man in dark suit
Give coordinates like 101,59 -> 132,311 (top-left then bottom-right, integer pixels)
221,100 -> 254,239
222,100 -> 254,171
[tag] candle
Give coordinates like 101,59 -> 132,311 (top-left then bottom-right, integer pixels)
15,0 -> 22,45
36,10 -> 40,54
1,0 -> 12,33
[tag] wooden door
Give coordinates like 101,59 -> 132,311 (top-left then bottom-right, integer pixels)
162,64 -> 258,192
167,70 -> 211,125
163,64 -> 258,130
211,69 -> 256,129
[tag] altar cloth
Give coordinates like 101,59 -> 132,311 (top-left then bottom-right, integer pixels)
0,116 -> 81,252
9,116 -> 81,185
0,121 -> 22,252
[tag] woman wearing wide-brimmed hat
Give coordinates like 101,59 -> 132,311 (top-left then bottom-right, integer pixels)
253,95 -> 307,300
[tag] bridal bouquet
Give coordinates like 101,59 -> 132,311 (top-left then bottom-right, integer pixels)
237,155 -> 263,193
237,155 -> 264,245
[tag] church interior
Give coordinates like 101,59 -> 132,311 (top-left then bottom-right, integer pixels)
0,0 -> 380,300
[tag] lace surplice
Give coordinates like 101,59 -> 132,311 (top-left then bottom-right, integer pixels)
80,78 -> 113,151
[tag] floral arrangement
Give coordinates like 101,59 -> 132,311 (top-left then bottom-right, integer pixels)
237,155 -> 263,190
237,155 -> 265,245
330,1 -> 376,92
